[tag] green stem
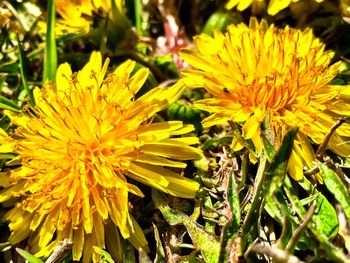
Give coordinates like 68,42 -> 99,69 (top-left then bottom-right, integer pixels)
43,0 -> 57,83
17,35 -> 35,106
134,0 -> 142,33
241,154 -> 267,252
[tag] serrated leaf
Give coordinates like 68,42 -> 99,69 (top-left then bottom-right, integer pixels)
265,128 -> 297,192
297,174 -> 338,238
153,190 -> 220,263
284,175 -> 338,240
16,248 -> 44,263
319,162 -> 350,221
264,128 -> 297,222
261,133 -> 275,162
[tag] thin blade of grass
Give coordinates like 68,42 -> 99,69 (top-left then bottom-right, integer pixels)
43,0 -> 57,83
16,248 -> 43,263
134,0 -> 142,33
0,95 -> 20,112
17,35 -> 35,106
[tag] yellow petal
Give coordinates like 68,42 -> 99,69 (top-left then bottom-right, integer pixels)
39,207 -> 60,247
136,154 -> 187,168
141,142 -> 203,160
93,212 -> 105,248
242,116 -> 260,139
288,149 -> 304,181
128,162 -> 169,187
72,226 -> 85,261
56,62 -> 73,98
127,216 -> 148,251
131,163 -> 199,198
268,0 -> 292,15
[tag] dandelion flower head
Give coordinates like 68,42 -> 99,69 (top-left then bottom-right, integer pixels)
225,0 -> 325,16
0,52 -> 202,262
180,18 -> 350,180
54,0 -> 124,33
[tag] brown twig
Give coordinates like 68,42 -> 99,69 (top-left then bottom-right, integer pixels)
316,118 -> 348,159
252,241 -> 305,263
286,201 -> 317,252
44,239 -> 73,263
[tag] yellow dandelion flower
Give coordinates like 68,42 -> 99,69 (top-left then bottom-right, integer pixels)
180,18 -> 350,181
55,0 -> 94,33
48,0 -> 126,34
0,52 -> 202,262
225,0 -> 324,15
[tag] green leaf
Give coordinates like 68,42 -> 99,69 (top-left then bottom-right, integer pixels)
262,128 -> 300,249
319,162 -> 350,221
265,128 -> 297,193
43,0 -> 57,82
261,133 -> 275,162
153,190 -> 220,263
298,176 -> 338,238
0,95 -> 20,112
93,247 -> 115,263
284,175 -> 338,240
17,35 -> 35,106
203,193 -> 216,233
202,136 -> 233,151
202,12 -> 243,35
16,248 -> 44,263
154,55 -> 179,79
313,194 -> 338,237
219,172 -> 241,263
263,127 -> 297,222
0,62 -> 19,74
241,154 -> 267,250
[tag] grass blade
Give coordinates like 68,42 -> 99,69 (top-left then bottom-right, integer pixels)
43,0 -> 57,83
17,35 -> 35,106
0,95 -> 20,112
16,248 -> 43,263
134,0 -> 142,33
